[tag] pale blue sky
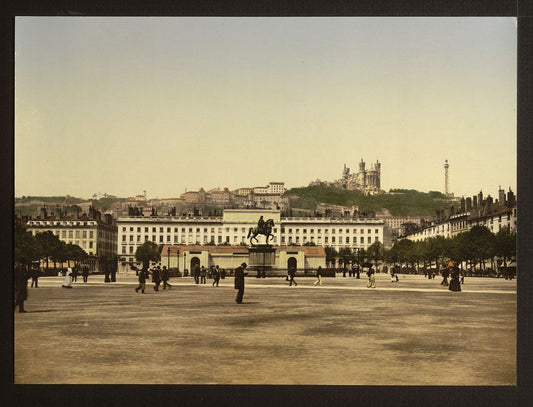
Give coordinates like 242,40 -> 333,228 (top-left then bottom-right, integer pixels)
15,17 -> 517,199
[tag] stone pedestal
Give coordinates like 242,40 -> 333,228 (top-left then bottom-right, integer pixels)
248,245 -> 276,277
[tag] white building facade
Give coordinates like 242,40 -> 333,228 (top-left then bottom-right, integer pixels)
117,209 -> 384,269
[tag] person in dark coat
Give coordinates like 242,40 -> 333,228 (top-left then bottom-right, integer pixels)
193,264 -> 200,284
200,266 -> 207,284
135,267 -> 148,293
288,266 -> 297,286
441,268 -> 450,286
234,262 -> 247,304
212,265 -> 221,287
82,265 -> 89,283
449,267 -> 462,292
14,263 -> 29,313
71,265 -> 79,282
162,266 -> 172,289
152,266 -> 161,291
30,262 -> 41,288
313,266 -> 323,286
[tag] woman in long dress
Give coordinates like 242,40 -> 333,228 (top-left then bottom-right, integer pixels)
62,268 -> 73,288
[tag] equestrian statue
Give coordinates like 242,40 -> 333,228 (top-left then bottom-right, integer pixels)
247,216 -> 275,246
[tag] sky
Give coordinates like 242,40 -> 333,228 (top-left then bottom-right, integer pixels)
15,17 -> 517,200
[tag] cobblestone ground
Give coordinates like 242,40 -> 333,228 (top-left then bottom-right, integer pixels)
14,273 -> 516,385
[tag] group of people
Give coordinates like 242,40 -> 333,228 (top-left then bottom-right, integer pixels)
135,265 -> 172,293
62,264 -> 90,288
190,264 -> 225,285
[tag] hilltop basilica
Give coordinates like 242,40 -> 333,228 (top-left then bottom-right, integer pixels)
338,159 -> 382,194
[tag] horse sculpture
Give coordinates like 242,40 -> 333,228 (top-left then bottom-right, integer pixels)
247,219 -> 275,245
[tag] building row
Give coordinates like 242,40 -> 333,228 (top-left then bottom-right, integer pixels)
402,187 -> 517,242
116,209 -> 384,272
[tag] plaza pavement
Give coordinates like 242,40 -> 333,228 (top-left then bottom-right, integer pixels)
14,272 -> 516,385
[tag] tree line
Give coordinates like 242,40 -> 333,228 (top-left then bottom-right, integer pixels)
323,225 -> 516,276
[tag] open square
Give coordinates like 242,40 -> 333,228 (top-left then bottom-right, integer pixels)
14,273 -> 516,385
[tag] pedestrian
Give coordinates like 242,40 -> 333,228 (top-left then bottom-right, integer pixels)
62,268 -> 73,288
82,265 -> 89,283
200,266 -> 207,284
356,267 -> 360,279
366,267 -> 376,288
460,271 -> 465,284
449,267 -> 462,292
288,266 -> 297,286
441,267 -> 450,286
193,264 -> 200,284
14,263 -> 29,313
313,266 -> 323,286
212,265 -> 221,287
221,268 -> 226,279
135,267 -> 148,293
30,262 -> 41,288
162,266 -> 172,289
152,266 -> 161,291
71,265 -> 78,282
234,262 -> 247,304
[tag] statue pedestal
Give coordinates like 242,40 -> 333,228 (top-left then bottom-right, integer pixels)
248,245 -> 276,277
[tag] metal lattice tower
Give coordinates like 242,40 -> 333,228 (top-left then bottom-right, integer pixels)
444,159 -> 449,196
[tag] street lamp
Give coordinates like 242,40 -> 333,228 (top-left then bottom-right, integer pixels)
176,247 -> 180,276
184,252 -> 187,277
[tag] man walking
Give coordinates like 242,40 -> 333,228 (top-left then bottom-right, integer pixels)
200,266 -> 207,284
234,262 -> 247,304
152,266 -> 161,291
212,265 -> 221,287
288,266 -> 297,286
313,266 -> 323,286
162,266 -> 172,289
135,266 -> 148,293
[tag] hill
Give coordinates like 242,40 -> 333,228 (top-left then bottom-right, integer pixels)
286,185 -> 452,217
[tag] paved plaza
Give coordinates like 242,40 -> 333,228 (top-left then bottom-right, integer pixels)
14,272 -> 516,385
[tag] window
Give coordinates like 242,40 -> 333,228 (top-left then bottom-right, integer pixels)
346,237 -> 350,243
368,236 -> 371,243
360,237 -> 364,244
289,229 -> 292,234
167,227 -> 171,233
75,231 -> 80,238
130,227 -> 134,232
303,229 -> 307,233
353,237 -> 357,243
296,229 -> 300,233
234,227 -> 238,232
368,229 -> 371,234
353,229 -> 357,233
145,236 -> 149,241
346,229 -> 349,233
375,229 -> 379,234
129,235 -> 133,241
310,229 -> 314,234
129,246 -> 134,254
325,237 -> 329,243
332,229 -> 335,234
137,227 -> 141,232
167,236 -> 171,242
159,236 -> 164,243
175,228 -> 178,233
122,246 -> 126,254
375,236 -> 379,242
204,228 -> 208,233
152,235 -> 156,241
212,228 -> 215,233
360,229 -> 364,234
160,227 -> 164,233
89,242 -> 93,248
152,227 -> 156,232
174,235 -> 178,243
82,231 -> 87,239
332,237 -> 336,243
122,235 -> 126,242
218,236 -> 222,243
145,227 -> 148,232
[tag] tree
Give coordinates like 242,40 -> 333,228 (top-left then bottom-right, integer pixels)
494,226 -> 516,270
14,223 -> 41,266
135,241 -> 161,270
324,246 -> 338,268
338,247 -> 352,269
35,231 -> 63,270
366,241 -> 384,269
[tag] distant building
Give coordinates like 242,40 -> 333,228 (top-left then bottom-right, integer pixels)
26,205 -> 118,271
335,159 -> 382,194
402,187 -> 517,242
117,208 -> 384,271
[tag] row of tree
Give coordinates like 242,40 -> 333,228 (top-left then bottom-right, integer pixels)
14,225 -> 89,269
323,225 -> 516,274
